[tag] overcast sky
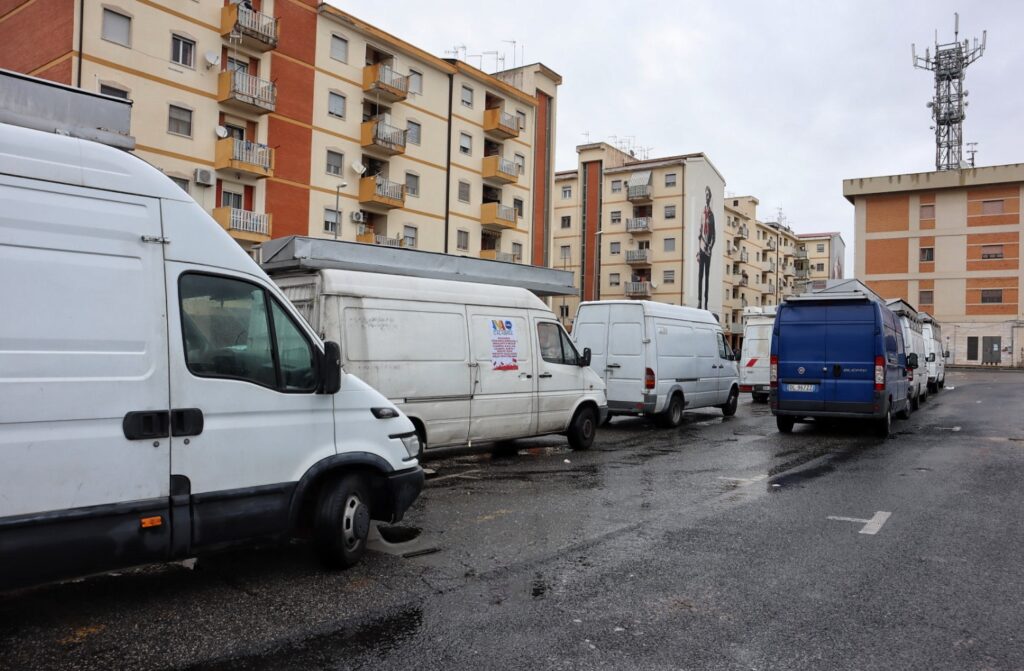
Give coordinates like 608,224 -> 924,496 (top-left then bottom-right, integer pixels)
340,1 -> 1024,271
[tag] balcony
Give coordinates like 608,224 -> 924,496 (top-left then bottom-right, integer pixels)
361,118 -> 406,156
480,249 -> 519,263
795,248 -> 808,260
355,226 -> 407,247
795,265 -> 810,279
624,281 -> 652,298
358,175 -> 405,210
733,224 -> 748,240
220,4 -> 278,51
625,249 -> 650,265
363,63 -> 408,102
214,137 -> 273,178
483,107 -> 519,139
482,155 -> 519,184
481,202 -> 518,231
767,239 -> 776,251
213,207 -> 271,242
740,250 -> 749,263
739,275 -> 749,287
626,184 -> 652,202
218,70 -> 276,114
625,217 -> 652,234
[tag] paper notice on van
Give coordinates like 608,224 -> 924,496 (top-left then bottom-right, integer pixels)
490,319 -> 519,371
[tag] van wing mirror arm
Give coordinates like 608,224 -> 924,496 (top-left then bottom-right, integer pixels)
579,347 -> 592,367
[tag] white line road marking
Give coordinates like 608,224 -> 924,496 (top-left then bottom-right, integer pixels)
827,511 -> 892,535
718,474 -> 768,486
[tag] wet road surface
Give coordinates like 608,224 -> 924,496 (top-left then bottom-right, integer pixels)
2,370 -> 1023,670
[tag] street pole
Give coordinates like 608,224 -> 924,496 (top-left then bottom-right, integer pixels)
334,184 -> 341,240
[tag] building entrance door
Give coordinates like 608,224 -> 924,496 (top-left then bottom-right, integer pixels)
982,336 -> 1001,365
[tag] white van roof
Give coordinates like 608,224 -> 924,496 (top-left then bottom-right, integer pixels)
0,123 -> 190,201
578,300 -> 720,326
319,268 -> 550,311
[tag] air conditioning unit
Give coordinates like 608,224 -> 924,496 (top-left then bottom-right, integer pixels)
351,211 -> 366,223
194,168 -> 215,186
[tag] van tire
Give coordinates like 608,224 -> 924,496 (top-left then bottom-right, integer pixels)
875,404 -> 892,438
567,405 -> 598,451
899,396 -> 912,420
720,386 -> 739,417
910,390 -> 920,411
776,415 -> 795,433
657,393 -> 684,428
313,474 -> 371,569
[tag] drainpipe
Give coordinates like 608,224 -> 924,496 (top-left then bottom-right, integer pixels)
77,0 -> 85,87
443,72 -> 453,253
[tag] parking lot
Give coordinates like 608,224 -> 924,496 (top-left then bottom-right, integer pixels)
2,369 -> 1022,670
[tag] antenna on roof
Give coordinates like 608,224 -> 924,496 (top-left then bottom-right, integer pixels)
965,141 -> 978,167
502,40 -> 517,68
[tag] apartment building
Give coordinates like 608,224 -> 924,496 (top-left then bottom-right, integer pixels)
845,164 -> 1024,367
796,232 -> 846,288
0,0 -> 560,263
551,142 -> 726,329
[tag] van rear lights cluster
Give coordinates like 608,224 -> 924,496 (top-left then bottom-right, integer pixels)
769,356 -> 778,388
371,407 -> 400,419
874,356 -> 885,390
644,368 -> 656,390
739,384 -> 753,392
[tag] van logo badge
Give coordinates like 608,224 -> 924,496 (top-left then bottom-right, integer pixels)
797,366 -> 805,374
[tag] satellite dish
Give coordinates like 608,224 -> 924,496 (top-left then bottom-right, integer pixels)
351,162 -> 367,175
215,125 -> 229,139
204,51 -> 221,69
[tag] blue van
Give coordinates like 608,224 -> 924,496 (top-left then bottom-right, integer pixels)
770,289 -> 918,437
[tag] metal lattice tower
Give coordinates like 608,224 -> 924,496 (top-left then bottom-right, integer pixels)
912,13 -> 986,171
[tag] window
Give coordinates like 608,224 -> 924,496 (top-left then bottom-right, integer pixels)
816,243 -> 825,253
610,210 -> 622,224
560,245 -> 571,260
170,176 -> 189,193
562,185 -> 572,199
516,110 -> 527,131
561,215 -> 571,229
664,205 -> 676,219
179,274 -> 316,392
405,172 -> 420,197
102,8 -> 131,46
512,242 -> 523,260
324,208 -> 339,234
560,304 -> 570,318
403,225 -> 417,248
981,244 -> 1004,259
408,69 -> 423,94
664,237 -> 676,252
514,153 -> 526,175
461,85 -> 473,107
609,273 -> 621,286
611,180 -> 622,193
459,132 -> 472,155
981,289 -> 1003,304
982,200 -> 1004,215
920,247 -> 934,262
100,84 -> 128,99
326,150 -> 344,176
407,120 -> 421,145
665,173 -> 677,187
171,34 -> 195,67
167,105 -> 192,136
816,262 -> 825,272
226,56 -> 248,74
221,189 -> 243,210
458,181 -> 471,203
225,124 -> 244,141
328,92 -> 346,118
513,198 -> 524,218
638,240 -> 650,250
920,204 -> 935,219
610,241 -> 621,255
330,35 -> 348,62
663,269 -> 676,284
537,322 -> 579,366
919,290 -> 934,305
457,229 -> 470,251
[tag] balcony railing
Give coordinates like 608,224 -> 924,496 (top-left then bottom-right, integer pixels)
624,281 -> 652,298
213,207 -> 271,240
363,63 -> 408,102
626,184 -> 652,202
625,217 -> 652,233
739,275 -> 749,287
625,249 -> 650,265
214,137 -> 273,177
375,234 -> 403,248
358,175 -> 405,209
795,248 -> 808,259
483,107 -> 519,139
481,202 -> 518,231
740,250 -> 749,263
361,118 -> 406,155
218,70 -> 276,113
480,249 -> 517,263
482,155 -> 519,183
221,4 -> 278,51
733,224 -> 748,239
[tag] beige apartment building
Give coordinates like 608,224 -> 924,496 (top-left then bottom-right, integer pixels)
0,0 -> 560,264
550,142 -> 726,329
797,232 -> 846,288
845,163 -> 1024,367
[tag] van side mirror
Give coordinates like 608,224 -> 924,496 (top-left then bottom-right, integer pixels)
944,350 -> 950,358
927,353 -> 935,362
579,347 -> 592,367
907,352 -> 919,369
319,341 -> 342,394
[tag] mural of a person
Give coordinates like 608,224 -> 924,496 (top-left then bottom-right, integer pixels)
696,186 -> 716,310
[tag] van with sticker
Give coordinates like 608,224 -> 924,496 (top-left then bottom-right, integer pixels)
738,306 -> 777,403
274,270 -> 608,454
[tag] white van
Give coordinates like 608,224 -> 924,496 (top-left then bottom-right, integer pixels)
0,124 -> 423,590
274,270 -> 608,453
738,306 -> 776,402
920,313 -> 946,393
571,301 -> 740,427
887,299 -> 927,409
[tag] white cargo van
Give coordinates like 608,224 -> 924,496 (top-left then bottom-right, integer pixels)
0,123 -> 424,590
920,313 -> 947,393
275,270 -> 608,453
887,299 -> 927,409
572,301 -> 740,427
738,306 -> 776,402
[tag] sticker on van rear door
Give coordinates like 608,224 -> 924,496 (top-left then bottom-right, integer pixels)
490,319 -> 519,371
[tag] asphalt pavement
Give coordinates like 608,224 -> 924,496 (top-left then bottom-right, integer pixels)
1,370 -> 1022,671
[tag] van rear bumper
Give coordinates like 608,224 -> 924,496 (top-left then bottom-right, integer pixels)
385,466 -> 424,523
772,399 -> 881,418
608,396 -> 658,415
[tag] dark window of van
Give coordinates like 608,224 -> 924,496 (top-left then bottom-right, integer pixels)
538,322 -> 579,365
179,274 -> 317,392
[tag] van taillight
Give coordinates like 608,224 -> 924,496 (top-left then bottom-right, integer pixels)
874,355 -> 885,390
644,368 -> 656,390
769,355 -> 778,388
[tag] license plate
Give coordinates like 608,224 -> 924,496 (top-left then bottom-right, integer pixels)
787,384 -> 816,392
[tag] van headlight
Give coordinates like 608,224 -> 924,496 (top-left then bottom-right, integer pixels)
391,432 -> 421,459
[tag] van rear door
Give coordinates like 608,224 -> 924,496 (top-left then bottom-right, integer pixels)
775,304 -> 827,411
605,303 -> 646,407
824,303 -> 877,410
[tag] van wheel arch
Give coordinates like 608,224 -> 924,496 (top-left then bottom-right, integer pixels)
290,455 -> 393,534
566,402 -> 599,451
408,417 -> 427,456
657,391 -> 685,428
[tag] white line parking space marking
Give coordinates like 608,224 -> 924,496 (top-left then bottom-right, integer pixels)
826,511 -> 892,535
718,474 -> 768,486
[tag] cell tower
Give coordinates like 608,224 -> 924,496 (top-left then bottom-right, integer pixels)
912,13 -> 986,171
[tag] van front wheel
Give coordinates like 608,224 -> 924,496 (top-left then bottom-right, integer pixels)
567,406 -> 598,451
313,474 -> 371,569
720,387 -> 739,417
776,415 -> 795,433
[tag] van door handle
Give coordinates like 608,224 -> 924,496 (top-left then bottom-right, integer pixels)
606,363 -> 621,368
171,408 -> 204,437
538,372 -> 553,378
519,373 -> 533,379
123,410 -> 170,441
